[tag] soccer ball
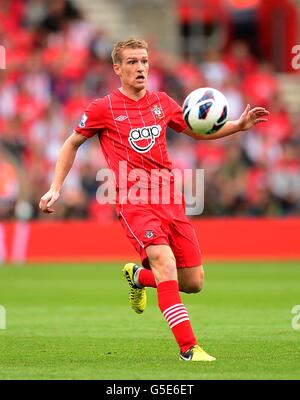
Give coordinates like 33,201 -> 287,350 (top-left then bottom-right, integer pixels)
182,87 -> 228,135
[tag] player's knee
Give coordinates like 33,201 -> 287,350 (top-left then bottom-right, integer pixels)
147,246 -> 176,281
182,268 -> 204,293
147,246 -> 175,266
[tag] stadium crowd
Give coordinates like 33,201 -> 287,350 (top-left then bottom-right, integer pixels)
0,0 -> 299,221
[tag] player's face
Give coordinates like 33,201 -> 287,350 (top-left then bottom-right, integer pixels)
114,48 -> 149,92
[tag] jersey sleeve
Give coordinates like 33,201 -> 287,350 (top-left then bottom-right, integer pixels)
166,95 -> 188,133
74,98 -> 105,138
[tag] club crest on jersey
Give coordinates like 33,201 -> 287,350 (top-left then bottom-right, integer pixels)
152,105 -> 164,119
79,113 -> 88,128
128,124 -> 161,153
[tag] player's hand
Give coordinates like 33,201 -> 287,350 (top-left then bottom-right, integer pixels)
238,104 -> 269,131
39,188 -> 60,214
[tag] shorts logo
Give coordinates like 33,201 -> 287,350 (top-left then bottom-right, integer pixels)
79,113 -> 88,128
145,230 -> 154,239
129,125 -> 161,153
152,105 -> 164,119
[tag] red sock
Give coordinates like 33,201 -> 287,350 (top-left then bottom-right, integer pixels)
138,268 -> 157,288
157,280 -> 197,353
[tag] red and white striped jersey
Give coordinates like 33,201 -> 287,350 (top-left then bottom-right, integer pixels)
74,89 -> 187,197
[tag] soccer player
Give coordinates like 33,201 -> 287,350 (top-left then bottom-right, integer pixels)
39,39 -> 269,362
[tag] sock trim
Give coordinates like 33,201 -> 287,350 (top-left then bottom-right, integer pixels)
163,303 -> 183,317
170,317 -> 190,329
168,310 -> 189,325
133,266 -> 143,288
163,302 -> 190,329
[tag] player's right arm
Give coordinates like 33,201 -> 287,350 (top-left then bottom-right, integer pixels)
39,132 -> 87,214
40,98 -> 105,214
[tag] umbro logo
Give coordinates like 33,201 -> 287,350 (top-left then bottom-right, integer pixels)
115,115 -> 128,122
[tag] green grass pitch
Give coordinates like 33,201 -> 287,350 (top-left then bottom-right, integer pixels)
0,261 -> 299,380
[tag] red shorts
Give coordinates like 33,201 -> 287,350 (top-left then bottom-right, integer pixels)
117,202 -> 202,268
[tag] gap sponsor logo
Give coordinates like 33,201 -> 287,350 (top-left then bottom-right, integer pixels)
128,125 -> 161,153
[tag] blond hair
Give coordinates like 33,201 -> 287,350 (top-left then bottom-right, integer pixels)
111,38 -> 149,64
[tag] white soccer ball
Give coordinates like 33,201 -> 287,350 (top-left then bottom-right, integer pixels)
182,87 -> 229,135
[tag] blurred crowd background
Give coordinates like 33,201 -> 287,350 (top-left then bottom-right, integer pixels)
0,0 -> 300,221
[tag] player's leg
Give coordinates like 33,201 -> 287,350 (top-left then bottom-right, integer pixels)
119,206 -> 169,314
120,202 -> 203,294
168,208 -> 205,294
129,219 -> 204,294
146,244 -> 215,361
146,244 -> 195,353
165,210 -> 216,361
134,264 -> 204,293
119,205 -> 215,361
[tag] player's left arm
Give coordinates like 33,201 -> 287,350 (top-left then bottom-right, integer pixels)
183,104 -> 270,140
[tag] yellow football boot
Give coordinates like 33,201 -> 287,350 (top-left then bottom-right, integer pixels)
122,263 -> 146,314
179,345 -> 216,362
